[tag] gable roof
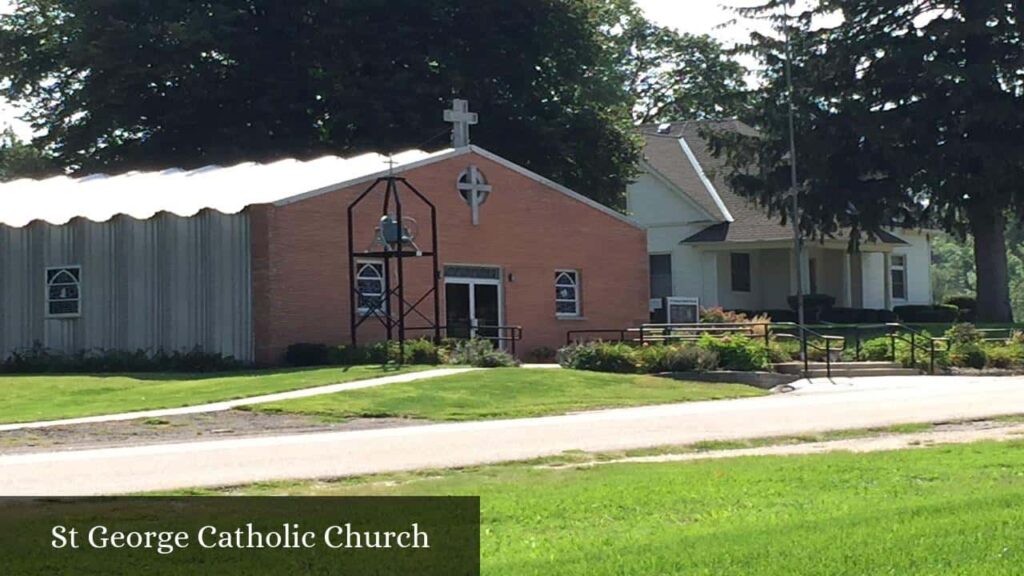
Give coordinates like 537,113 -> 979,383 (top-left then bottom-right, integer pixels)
638,120 -> 905,246
0,145 -> 641,230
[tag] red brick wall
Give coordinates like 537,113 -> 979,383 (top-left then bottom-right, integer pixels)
251,151 -> 649,363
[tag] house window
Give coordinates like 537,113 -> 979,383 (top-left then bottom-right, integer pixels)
356,260 -> 386,315
891,254 -> 907,300
649,254 -> 673,299
46,266 -> 81,317
555,270 -> 581,317
730,253 -> 751,293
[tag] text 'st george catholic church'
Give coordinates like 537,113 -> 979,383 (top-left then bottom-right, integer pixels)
0,101 -> 649,363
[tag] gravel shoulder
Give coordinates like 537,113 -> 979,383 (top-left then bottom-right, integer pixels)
0,411 -> 421,455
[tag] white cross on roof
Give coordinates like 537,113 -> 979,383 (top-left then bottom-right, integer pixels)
443,99 -> 478,148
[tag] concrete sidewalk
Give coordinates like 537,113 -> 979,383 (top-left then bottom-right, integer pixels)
0,367 -> 479,432
3,374 -> 1023,495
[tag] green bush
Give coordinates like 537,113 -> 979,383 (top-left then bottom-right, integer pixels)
945,296 -> 977,322
894,304 -> 959,323
951,344 -> 987,369
473,349 -> 520,368
2,342 -> 243,374
527,346 -> 557,363
558,342 -> 636,373
634,345 -> 671,373
860,337 -> 893,361
986,346 -> 1017,369
769,341 -> 795,363
697,334 -> 769,371
285,343 -> 331,367
663,346 -> 719,372
945,323 -> 983,347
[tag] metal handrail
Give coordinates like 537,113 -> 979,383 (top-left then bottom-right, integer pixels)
884,323 -> 949,374
567,322 -> 847,378
406,324 -> 524,356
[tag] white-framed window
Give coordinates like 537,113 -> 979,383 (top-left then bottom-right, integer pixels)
730,252 -> 751,293
891,254 -> 907,300
555,270 -> 581,317
46,266 -> 81,318
355,260 -> 386,315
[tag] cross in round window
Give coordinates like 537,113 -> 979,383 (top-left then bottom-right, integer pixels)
457,165 -> 491,226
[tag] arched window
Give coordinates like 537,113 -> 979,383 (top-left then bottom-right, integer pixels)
356,260 -> 386,315
555,270 -> 581,317
46,266 -> 81,318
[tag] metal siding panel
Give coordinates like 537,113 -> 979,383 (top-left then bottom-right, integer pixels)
0,212 -> 253,363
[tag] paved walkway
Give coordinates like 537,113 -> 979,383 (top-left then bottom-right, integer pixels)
0,367 -> 478,432
3,374 -> 1024,495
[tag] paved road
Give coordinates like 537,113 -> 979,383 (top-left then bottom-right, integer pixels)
2,375 -> 1023,496
0,367 -> 478,432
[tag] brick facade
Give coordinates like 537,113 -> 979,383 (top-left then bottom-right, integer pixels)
251,150 -> 649,364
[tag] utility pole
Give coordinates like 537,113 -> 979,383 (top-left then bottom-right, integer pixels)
782,0 -> 807,359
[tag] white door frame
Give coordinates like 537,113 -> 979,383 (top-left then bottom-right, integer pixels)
443,266 -> 505,341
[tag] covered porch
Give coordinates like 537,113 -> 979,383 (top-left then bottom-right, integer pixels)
695,239 -> 904,314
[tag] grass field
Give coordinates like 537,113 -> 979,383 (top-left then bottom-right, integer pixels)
205,441 -> 1024,575
250,368 -> 765,421
0,365 -> 427,424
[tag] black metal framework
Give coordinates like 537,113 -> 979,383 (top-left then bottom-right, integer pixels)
347,175 -> 440,364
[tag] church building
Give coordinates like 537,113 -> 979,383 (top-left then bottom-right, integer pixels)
0,101 -> 649,363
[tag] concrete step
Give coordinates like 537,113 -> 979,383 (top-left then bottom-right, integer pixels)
800,367 -> 922,378
773,361 -> 905,375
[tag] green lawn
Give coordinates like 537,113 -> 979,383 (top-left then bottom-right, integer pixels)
213,441 -> 1024,575
251,368 -> 765,421
0,365 -> 427,424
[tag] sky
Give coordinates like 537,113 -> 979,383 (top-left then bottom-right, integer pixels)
0,1 -> 772,138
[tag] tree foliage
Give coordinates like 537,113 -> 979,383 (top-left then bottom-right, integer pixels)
0,0 -> 642,207
710,0 -> 1024,321
617,19 -> 750,124
0,128 -> 53,181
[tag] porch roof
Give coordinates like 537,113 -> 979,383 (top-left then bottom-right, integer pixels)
679,222 -> 908,246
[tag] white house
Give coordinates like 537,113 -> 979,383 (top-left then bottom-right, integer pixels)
627,120 -> 934,320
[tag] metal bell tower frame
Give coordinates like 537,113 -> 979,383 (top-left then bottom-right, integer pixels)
347,174 -> 441,364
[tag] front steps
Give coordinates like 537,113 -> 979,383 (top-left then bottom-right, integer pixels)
773,361 -> 921,378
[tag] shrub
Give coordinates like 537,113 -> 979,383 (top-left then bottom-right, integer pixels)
401,339 -> 440,365
558,342 -> 636,373
761,309 -> 797,323
2,342 -> 243,374
861,337 -> 893,361
697,334 -> 769,371
634,344 -> 672,373
986,346 -> 1017,369
285,343 -> 332,367
950,344 -> 987,369
700,307 -> 747,324
527,346 -> 557,363
447,338 -> 498,366
945,323 -> 983,347
664,346 -> 719,372
787,294 -> 835,322
472,349 -> 520,368
945,296 -> 977,322
820,307 -> 862,324
1010,330 -> 1024,346
769,341 -> 796,363
894,304 -> 958,323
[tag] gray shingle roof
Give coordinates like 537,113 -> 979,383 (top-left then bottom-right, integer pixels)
638,120 -> 906,246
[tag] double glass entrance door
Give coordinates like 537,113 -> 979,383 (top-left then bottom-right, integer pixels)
445,281 -> 500,341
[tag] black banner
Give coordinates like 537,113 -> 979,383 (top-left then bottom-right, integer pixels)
0,496 -> 480,575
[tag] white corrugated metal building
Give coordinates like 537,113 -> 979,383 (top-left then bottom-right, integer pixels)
0,150 -> 442,363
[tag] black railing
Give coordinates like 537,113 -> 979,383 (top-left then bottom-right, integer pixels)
885,323 -> 948,374
407,324 -> 524,356
567,322 -> 847,378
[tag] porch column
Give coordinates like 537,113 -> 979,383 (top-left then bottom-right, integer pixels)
841,252 -> 853,307
789,247 -> 811,295
883,252 -> 893,310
